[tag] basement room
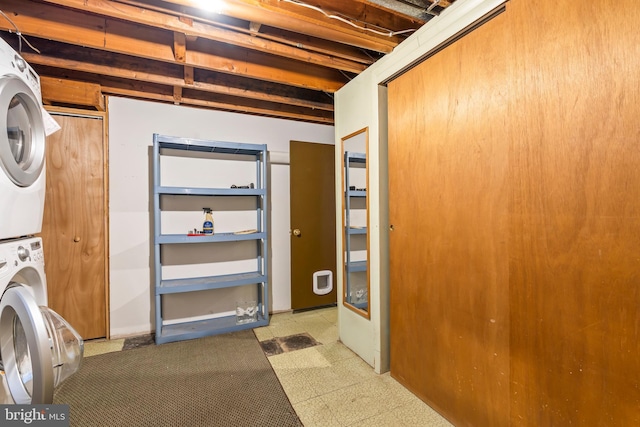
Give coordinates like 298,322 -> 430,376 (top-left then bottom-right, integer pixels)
0,0 -> 637,426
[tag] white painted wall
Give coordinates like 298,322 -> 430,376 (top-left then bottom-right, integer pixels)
108,97 -> 333,338
334,0 -> 508,373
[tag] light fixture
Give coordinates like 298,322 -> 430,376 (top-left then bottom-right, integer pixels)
192,0 -> 226,13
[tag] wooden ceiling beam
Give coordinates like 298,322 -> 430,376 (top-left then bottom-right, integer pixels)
36,0 -> 367,72
194,70 -> 333,111
173,31 -> 187,62
249,22 -> 262,34
184,65 -> 194,85
173,85 -> 182,104
36,66 -> 333,123
0,2 -> 348,91
256,26 -> 378,64
350,0 -> 451,19
136,0 -> 377,65
22,50 -> 333,111
160,0 -> 399,53
102,82 -> 333,124
290,0 -> 425,28
185,37 -> 347,92
40,76 -> 106,110
256,26 -> 377,65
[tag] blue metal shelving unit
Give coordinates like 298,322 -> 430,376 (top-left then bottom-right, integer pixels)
344,151 -> 368,310
152,134 -> 269,344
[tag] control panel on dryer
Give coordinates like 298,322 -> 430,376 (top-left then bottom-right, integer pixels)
0,238 -> 45,287
17,245 -> 30,262
12,53 -> 41,97
0,36 -> 41,97
30,240 -> 44,263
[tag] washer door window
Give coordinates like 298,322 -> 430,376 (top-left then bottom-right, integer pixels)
0,75 -> 45,187
0,284 -> 84,404
0,285 -> 54,404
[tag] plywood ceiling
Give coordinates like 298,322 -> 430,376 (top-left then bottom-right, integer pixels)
0,0 -> 454,124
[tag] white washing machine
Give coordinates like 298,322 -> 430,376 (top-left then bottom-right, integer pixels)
0,36 -> 46,241
0,237 -> 83,404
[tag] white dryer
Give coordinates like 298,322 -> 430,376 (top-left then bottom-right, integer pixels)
0,237 -> 83,404
0,37 -> 46,240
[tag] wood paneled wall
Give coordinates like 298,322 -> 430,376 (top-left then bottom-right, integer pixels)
388,0 -> 640,425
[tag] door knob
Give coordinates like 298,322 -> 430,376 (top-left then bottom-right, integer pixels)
73,236 -> 81,242
292,229 -> 301,237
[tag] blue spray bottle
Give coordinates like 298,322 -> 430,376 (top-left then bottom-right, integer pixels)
203,208 -> 214,234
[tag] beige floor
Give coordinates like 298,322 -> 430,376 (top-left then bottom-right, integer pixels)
253,307 -> 452,427
85,307 -> 452,426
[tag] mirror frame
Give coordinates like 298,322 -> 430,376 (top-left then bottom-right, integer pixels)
341,127 -> 370,319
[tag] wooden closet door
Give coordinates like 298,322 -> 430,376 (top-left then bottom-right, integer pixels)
389,0 -> 640,425
507,1 -> 640,425
41,113 -> 107,340
387,10 -> 511,427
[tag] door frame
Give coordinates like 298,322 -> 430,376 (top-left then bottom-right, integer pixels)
45,105 -> 110,339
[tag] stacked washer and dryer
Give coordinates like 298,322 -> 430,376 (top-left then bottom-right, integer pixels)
0,36 -> 83,404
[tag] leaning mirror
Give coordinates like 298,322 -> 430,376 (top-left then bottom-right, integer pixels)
341,127 -> 369,318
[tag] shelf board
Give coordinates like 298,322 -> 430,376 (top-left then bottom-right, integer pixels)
156,313 -> 269,344
345,152 -> 366,163
347,190 -> 367,198
156,135 -> 266,155
347,301 -> 368,310
346,261 -> 367,272
347,227 -> 367,235
157,231 -> 266,244
158,272 -> 266,294
157,186 -> 265,196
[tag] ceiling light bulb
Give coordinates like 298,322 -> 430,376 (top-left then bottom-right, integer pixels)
193,0 -> 226,13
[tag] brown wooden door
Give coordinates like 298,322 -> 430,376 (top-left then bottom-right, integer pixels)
289,141 -> 336,310
387,11 -> 510,427
388,1 -> 640,426
40,112 -> 107,340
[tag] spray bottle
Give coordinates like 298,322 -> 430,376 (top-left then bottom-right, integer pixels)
203,208 -> 214,234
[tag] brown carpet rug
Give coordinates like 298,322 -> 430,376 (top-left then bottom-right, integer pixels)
54,330 -> 302,427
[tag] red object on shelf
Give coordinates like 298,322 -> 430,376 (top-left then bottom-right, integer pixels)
187,233 -> 207,236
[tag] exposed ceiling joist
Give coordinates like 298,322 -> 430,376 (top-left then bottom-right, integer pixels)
0,0 -> 457,123
23,45 -> 334,110
158,0 -> 411,52
38,0 -> 370,71
0,1 -> 349,91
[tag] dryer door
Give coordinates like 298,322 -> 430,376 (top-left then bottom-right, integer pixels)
0,285 -> 54,404
0,75 -> 45,187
